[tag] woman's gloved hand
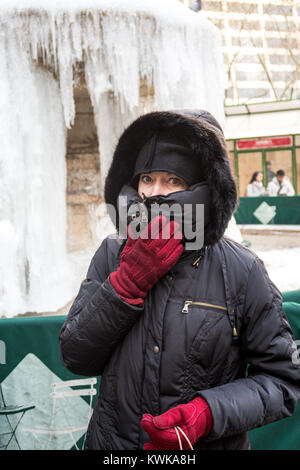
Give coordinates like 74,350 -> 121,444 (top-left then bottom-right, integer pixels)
110,215 -> 183,306
141,396 -> 213,450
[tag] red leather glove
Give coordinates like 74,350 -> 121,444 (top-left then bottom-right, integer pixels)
141,396 -> 213,450
110,215 -> 183,306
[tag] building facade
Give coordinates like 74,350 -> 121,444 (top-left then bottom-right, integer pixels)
181,0 -> 300,198
183,0 -> 300,106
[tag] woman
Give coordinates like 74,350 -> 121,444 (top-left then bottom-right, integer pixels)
59,110 -> 300,450
246,171 -> 266,197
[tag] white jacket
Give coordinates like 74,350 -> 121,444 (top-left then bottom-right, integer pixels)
267,176 -> 295,197
246,181 -> 266,197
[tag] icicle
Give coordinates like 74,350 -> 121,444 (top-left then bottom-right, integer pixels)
0,25 -> 74,317
0,0 -> 225,316
0,0 -> 225,129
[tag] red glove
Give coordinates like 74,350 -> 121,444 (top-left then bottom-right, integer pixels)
141,396 -> 213,450
110,215 -> 183,306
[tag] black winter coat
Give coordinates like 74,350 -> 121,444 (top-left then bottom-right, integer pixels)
59,110 -> 300,450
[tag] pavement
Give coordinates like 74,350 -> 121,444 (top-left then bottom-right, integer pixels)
239,225 -> 300,292
240,225 -> 300,251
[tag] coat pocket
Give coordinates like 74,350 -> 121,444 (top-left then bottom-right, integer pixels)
182,299 -> 238,339
181,300 -> 234,382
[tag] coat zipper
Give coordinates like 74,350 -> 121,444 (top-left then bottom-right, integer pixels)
192,255 -> 203,268
182,300 -> 228,314
182,301 -> 238,338
138,193 -> 150,223
139,200 -> 148,223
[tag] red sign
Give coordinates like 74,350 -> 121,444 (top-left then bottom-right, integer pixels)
237,136 -> 292,150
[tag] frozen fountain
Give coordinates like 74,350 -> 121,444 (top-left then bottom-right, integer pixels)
0,0 -> 226,317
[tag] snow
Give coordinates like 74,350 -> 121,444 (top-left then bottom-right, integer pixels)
0,0 -> 202,19
226,220 -> 300,293
0,1 -> 226,316
224,216 -> 243,244
255,247 -> 300,293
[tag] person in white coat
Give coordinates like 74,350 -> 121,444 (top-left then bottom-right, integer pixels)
246,171 -> 266,197
267,170 -> 295,196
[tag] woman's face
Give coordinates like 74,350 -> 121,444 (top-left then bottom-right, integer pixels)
138,171 -> 189,197
256,172 -> 263,183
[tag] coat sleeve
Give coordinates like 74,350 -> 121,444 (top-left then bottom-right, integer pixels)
281,180 -> 295,196
198,256 -> 300,441
58,236 -> 143,377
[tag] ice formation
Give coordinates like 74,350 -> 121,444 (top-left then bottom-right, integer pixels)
0,0 -> 225,316
0,0 -> 225,188
0,44 -> 73,316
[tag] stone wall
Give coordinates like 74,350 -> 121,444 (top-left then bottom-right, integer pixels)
66,79 -> 102,252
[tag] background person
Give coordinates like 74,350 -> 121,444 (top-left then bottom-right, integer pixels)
267,169 -> 295,196
59,110 -> 300,451
246,170 -> 266,197
266,161 -> 276,184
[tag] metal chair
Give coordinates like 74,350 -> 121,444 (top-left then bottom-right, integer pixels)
0,382 -> 35,450
23,377 -> 97,450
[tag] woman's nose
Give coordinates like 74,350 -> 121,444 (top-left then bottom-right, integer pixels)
151,181 -> 168,196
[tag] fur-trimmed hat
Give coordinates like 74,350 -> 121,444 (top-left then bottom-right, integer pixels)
104,109 -> 238,246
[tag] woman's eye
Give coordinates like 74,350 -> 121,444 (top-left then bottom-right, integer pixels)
170,177 -> 182,185
141,175 -> 152,183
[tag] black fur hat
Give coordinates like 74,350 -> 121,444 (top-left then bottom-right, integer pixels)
104,109 -> 238,246
130,131 -> 207,188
